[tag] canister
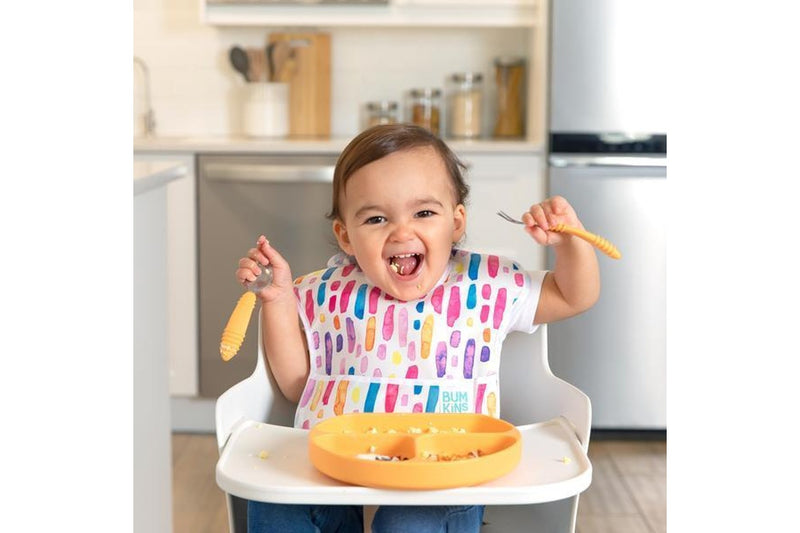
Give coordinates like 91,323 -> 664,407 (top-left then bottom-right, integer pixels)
493,57 -> 525,138
242,82 -> 289,138
447,73 -> 483,139
407,88 -> 441,135
364,100 -> 399,129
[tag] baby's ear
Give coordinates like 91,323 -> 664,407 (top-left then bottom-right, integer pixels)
332,219 -> 354,255
451,204 -> 467,242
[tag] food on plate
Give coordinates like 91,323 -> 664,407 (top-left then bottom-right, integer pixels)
422,450 -> 483,462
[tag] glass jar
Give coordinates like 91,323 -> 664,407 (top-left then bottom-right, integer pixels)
447,72 -> 483,139
364,100 -> 399,129
493,57 -> 526,138
407,88 -> 441,135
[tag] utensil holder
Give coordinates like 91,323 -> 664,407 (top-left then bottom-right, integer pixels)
242,82 -> 289,138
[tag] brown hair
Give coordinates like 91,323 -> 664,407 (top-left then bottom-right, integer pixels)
327,123 -> 470,221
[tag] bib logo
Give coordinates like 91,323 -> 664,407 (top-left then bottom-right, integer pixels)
441,390 -> 470,413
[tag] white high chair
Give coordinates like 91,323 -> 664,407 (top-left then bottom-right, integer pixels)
216,323 -> 592,533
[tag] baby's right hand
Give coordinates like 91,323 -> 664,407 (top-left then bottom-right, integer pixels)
236,235 -> 295,303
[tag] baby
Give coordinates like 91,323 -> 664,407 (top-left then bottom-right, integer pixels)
236,123 -> 600,533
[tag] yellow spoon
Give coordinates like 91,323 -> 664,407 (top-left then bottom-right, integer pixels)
220,265 -> 273,361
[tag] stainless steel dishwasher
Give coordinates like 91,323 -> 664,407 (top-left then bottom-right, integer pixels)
197,154 -> 340,397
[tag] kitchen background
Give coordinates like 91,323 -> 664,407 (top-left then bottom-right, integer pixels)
134,0 -> 534,139
7,1 -> 800,532
134,1 -> 668,531
136,0 -> 667,428
135,0 -> 557,419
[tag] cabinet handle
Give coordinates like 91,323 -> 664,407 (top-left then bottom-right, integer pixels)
203,163 -> 335,183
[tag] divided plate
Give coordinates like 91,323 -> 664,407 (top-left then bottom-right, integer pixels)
308,413 -> 521,489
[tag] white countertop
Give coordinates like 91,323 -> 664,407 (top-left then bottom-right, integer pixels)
133,135 -> 544,155
134,160 -> 188,196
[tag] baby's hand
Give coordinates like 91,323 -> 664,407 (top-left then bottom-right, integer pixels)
521,196 -> 582,247
235,235 -> 295,303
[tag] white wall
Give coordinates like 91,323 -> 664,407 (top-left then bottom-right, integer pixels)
133,0 -> 530,137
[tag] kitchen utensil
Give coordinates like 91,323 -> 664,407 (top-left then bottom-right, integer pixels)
496,210 -> 621,259
277,50 -> 297,84
266,42 -> 276,82
219,265 -> 273,361
308,412 -> 522,489
269,40 -> 292,82
229,46 -> 250,82
247,48 -> 267,82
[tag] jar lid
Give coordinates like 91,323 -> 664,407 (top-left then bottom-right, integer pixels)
494,56 -> 525,67
366,100 -> 398,111
449,72 -> 483,83
409,88 -> 442,98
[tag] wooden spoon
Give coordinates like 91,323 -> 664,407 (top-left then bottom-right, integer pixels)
247,48 -> 266,82
270,40 -> 292,82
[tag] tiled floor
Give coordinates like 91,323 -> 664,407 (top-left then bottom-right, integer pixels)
172,431 -> 666,533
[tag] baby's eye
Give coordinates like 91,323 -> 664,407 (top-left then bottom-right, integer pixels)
415,210 -> 436,218
364,216 -> 386,225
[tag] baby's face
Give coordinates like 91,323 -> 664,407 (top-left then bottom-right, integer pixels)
333,146 -> 466,301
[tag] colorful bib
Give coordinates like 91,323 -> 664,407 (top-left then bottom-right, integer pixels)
292,249 -> 542,429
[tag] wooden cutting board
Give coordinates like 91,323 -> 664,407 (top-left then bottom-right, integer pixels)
268,32 -> 331,138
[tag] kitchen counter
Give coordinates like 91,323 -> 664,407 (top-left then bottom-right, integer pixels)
134,160 -> 188,195
134,135 -> 543,155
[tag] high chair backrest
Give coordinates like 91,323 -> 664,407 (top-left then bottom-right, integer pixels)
499,327 -> 591,449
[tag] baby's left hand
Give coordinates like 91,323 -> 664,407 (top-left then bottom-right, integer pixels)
521,195 -> 582,247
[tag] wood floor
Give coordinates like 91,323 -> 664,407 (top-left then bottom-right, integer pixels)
172,432 -> 665,533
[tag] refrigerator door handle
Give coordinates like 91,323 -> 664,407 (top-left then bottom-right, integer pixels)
549,155 -> 666,169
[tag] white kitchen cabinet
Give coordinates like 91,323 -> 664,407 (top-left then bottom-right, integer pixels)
458,152 -> 546,271
203,0 -> 539,28
134,153 -> 198,397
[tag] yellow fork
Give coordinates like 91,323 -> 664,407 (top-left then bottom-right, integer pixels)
496,211 -> 621,259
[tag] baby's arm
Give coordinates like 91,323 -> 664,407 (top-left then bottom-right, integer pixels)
236,236 -> 310,403
521,196 -> 601,324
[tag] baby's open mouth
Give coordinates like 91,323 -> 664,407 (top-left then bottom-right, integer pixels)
388,253 -> 422,276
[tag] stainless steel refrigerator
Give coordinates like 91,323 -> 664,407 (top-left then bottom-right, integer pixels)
546,0 -> 666,429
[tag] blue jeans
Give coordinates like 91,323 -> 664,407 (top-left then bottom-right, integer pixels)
247,502 -> 363,533
247,501 -> 484,533
372,505 -> 485,532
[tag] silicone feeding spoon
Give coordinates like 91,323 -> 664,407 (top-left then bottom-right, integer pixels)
219,265 -> 273,361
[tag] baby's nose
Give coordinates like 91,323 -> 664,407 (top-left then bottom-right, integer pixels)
389,222 -> 414,241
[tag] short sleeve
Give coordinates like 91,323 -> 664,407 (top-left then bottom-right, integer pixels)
507,270 -> 548,334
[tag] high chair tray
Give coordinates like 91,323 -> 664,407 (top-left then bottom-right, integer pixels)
309,413 -> 521,489
216,416 -> 592,505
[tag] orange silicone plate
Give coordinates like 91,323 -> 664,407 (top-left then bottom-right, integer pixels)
308,413 -> 522,490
